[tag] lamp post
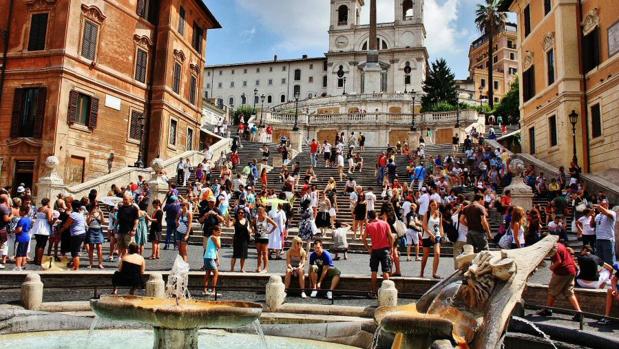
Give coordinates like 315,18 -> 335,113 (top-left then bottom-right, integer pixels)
404,64 -> 412,93
455,102 -> 461,128
343,77 -> 347,95
292,92 -> 300,131
568,110 -> 579,165
259,94 -> 265,127
410,89 -> 416,131
241,92 -> 246,105
134,114 -> 145,168
253,88 -> 258,112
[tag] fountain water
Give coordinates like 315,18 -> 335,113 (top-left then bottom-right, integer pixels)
90,256 -> 262,349
512,317 -> 558,349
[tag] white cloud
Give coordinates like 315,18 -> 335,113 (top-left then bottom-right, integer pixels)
424,0 -> 461,56
239,27 -> 257,43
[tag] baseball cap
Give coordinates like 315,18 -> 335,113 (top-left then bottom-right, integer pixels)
421,187 -> 427,192
16,186 -> 25,193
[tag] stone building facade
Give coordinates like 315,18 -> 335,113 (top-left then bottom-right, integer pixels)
0,0 -> 220,190
468,22 -> 519,105
501,0 -> 619,180
204,0 -> 428,109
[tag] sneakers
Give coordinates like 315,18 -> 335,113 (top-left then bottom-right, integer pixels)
310,290 -> 318,298
536,308 -> 553,317
597,317 -> 611,325
327,291 -> 333,300
301,291 -> 307,299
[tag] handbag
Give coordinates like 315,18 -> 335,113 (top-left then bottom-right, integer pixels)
394,219 -> 407,238
498,226 -> 513,249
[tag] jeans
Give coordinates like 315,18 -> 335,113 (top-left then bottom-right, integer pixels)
310,153 -> 317,167
164,222 -> 177,248
376,167 -> 385,185
595,239 -> 615,265
466,230 -> 489,253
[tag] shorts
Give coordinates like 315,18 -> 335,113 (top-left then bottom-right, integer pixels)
35,235 -> 49,250
310,265 -> 341,279
256,238 -> 269,245
369,248 -> 392,273
176,231 -> 188,243
466,230 -> 489,253
324,152 -> 331,160
204,258 -> 218,271
70,234 -> 85,258
405,229 -> 420,246
16,241 -> 29,257
422,237 -> 441,248
548,274 -> 575,298
116,233 -> 132,250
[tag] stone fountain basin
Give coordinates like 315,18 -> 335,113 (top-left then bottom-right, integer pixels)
375,304 -> 454,338
90,296 -> 262,330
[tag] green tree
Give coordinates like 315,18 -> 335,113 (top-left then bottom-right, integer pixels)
474,0 -> 507,109
421,58 -> 458,111
233,105 -> 256,125
495,77 -> 519,124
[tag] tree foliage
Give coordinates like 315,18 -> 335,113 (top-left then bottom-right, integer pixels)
232,105 -> 256,125
494,77 -> 520,124
421,58 -> 458,112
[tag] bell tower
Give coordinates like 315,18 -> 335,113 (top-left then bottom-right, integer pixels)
394,0 -> 423,25
330,0 -> 364,30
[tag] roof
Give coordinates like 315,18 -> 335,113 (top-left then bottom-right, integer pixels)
205,56 -> 326,69
194,0 -> 222,29
498,0 -> 515,11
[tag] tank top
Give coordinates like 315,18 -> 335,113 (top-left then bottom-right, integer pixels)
511,224 -> 525,246
32,211 -> 51,236
88,212 -> 102,230
290,254 -> 302,268
204,236 -> 218,259
424,212 -> 441,239
255,218 -> 269,239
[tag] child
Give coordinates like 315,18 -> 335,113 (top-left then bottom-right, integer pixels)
203,225 -> 222,296
147,199 -> 163,260
14,206 -> 33,271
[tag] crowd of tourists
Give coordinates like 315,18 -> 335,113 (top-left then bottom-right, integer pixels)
0,126 -> 617,318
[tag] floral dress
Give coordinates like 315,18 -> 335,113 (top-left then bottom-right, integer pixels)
135,214 -> 148,246
298,207 -> 315,242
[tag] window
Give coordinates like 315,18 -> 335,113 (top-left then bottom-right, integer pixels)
404,75 -> 411,85
135,48 -> 148,83
528,127 -> 536,154
493,55 -> 498,63
189,76 -> 197,104
172,62 -> 181,93
217,82 -> 222,88
282,66 -> 286,72
480,79 -> 486,88
510,52 -> 515,60
523,5 -> 531,37
546,48 -> 555,85
68,90 -> 98,128
309,64 -> 313,70
178,6 -> 185,34
280,94 -> 286,103
403,0 -> 413,19
241,94 -> 246,104
207,71 -> 210,77
187,128 -> 193,150
254,95 -> 259,104
243,81 -> 247,87
507,40 -> 513,49
544,0 -> 551,15
268,79 -> 273,85
243,69 -> 247,74
293,85 -> 301,97
129,110 -> 144,141
338,78 -> 344,88
523,66 -> 535,102
206,83 -> 210,89
269,67 -> 273,72
81,20 -> 98,60
256,67 -> 260,73
230,81 -> 235,88
281,78 -> 286,84
548,115 -> 557,147
219,70 -> 222,76
231,69 -> 235,75
508,67 -> 517,75
255,80 -> 260,86
582,27 -> 600,73
294,69 -> 301,81
10,87 -> 46,138
337,5 -> 348,25
323,61 -> 327,71
591,103 -> 602,138
323,76 -> 328,87
228,97 -> 234,106
493,80 -> 499,90
192,23 -> 203,54
28,13 -> 48,51
169,119 -> 177,146
267,95 -> 272,103
308,76 -> 313,83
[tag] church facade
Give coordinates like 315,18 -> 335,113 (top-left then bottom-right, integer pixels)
204,0 -> 428,108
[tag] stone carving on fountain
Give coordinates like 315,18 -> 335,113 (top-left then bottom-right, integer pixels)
503,157 -> 534,210
375,235 -> 559,349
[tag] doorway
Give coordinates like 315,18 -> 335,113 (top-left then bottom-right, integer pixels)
13,160 -> 35,192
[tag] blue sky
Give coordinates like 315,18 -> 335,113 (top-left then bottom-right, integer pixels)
204,0 -> 511,79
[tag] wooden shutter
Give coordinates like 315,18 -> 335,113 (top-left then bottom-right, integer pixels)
32,87 -> 47,138
136,0 -> 146,18
88,96 -> 99,129
10,88 -> 24,137
135,49 -> 147,83
129,110 -> 143,140
81,21 -> 98,60
68,90 -> 79,123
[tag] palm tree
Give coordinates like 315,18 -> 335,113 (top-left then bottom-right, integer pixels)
475,0 -> 507,109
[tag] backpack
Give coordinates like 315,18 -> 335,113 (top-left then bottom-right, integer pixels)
498,226 -> 513,249
444,219 -> 459,243
394,219 -> 407,238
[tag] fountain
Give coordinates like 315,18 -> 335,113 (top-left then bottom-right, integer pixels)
90,256 -> 262,349
375,235 -> 559,349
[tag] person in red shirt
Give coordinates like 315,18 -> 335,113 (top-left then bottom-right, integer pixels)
376,152 -> 388,187
230,151 -> 240,169
362,210 -> 395,298
537,242 -> 583,321
309,139 -> 319,167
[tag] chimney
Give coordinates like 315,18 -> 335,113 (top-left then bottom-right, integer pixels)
274,54 -> 278,62
302,54 -> 308,59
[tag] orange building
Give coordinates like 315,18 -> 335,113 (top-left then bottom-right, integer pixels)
0,0 -> 220,189
468,22 -> 519,105
501,0 -> 619,180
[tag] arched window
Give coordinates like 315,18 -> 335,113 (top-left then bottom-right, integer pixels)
294,69 -> 301,81
337,5 -> 348,25
267,95 -> 272,103
228,97 -> 234,106
241,94 -> 246,104
362,38 -> 388,51
403,0 -> 414,20
281,94 -> 286,103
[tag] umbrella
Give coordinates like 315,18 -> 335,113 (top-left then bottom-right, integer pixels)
101,196 -> 123,207
265,198 -> 288,206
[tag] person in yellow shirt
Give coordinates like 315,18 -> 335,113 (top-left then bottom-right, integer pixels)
548,178 -> 561,199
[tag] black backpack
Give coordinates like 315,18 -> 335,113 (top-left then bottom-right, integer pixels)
444,214 -> 460,243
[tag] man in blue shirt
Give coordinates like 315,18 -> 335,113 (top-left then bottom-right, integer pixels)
163,196 -> 180,250
413,162 -> 427,190
308,240 -> 341,300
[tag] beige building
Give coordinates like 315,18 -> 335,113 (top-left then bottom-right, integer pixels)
468,22 -> 519,105
501,0 -> 619,181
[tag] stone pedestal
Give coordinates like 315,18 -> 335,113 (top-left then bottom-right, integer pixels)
363,61 -> 382,94
148,159 -> 169,210
503,158 -> 534,211
35,156 -> 65,202
21,273 -> 43,310
265,275 -> 286,311
153,327 -> 198,349
146,273 -> 165,298
378,280 -> 398,307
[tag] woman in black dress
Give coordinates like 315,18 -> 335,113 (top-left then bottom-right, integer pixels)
230,210 -> 251,272
352,192 -> 367,240
112,242 -> 145,295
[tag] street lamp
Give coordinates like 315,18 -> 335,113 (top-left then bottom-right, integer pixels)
404,64 -> 412,93
569,110 -> 579,165
292,92 -> 300,131
455,102 -> 461,128
253,88 -> 258,111
241,92 -> 246,105
134,114 -> 145,168
410,89 -> 416,131
343,77 -> 347,95
259,94 -> 266,127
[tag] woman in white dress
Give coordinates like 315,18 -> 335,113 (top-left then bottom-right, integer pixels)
268,204 -> 287,259
31,198 -> 53,266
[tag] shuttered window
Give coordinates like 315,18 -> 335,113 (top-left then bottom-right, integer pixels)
136,0 -> 147,18
10,87 -> 47,138
189,75 -> 197,105
169,119 -> 177,146
523,66 -> 535,102
582,28 -> 600,73
81,21 -> 98,60
172,62 -> 181,93
129,110 -> 143,140
192,23 -> 203,54
28,13 -> 48,51
186,128 -> 193,150
68,90 -> 98,128
548,115 -> 557,147
178,7 -> 185,34
591,103 -> 602,138
135,48 -> 148,83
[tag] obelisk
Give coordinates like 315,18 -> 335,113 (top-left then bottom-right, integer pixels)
363,0 -> 382,93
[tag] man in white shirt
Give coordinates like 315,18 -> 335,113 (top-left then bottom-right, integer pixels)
594,200 -> 616,265
429,187 -> 442,206
417,187 -> 430,216
365,187 -> 376,213
401,196 -> 412,220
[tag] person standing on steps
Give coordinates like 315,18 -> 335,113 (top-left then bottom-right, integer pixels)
163,196 -> 180,250
593,200 -> 616,265
115,193 -> 139,258
376,151 -> 387,186
322,140 -> 332,168
254,207 -> 278,273
309,138 -> 319,168
420,200 -> 443,279
363,210 -> 395,298
461,193 -> 492,253
176,158 -> 185,186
